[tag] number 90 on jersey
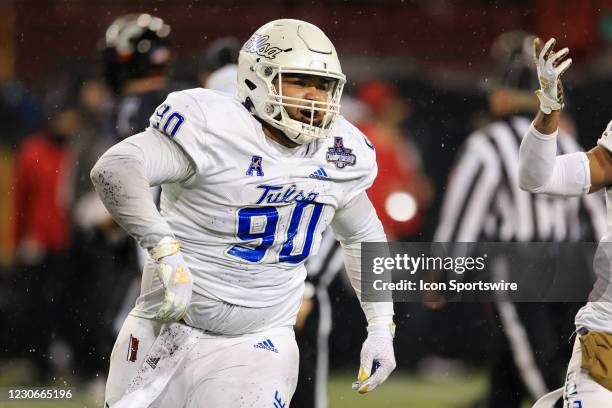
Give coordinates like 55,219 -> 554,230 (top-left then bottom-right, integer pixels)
226,202 -> 324,264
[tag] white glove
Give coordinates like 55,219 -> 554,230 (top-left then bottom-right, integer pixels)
149,237 -> 193,321
533,37 -> 572,114
352,323 -> 396,394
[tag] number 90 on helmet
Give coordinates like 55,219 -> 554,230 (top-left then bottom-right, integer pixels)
237,19 -> 346,145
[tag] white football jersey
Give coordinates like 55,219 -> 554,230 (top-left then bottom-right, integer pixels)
135,88 -> 376,313
574,187 -> 612,333
575,128 -> 612,332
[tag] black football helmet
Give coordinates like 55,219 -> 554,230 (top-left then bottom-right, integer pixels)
103,13 -> 172,93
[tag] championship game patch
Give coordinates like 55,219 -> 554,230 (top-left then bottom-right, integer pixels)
326,137 -> 356,168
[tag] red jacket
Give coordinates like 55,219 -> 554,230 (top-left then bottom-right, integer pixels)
359,123 -> 423,239
13,133 -> 73,252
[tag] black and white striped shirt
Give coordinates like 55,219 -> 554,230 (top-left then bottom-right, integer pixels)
306,231 -> 344,287
435,116 -> 605,243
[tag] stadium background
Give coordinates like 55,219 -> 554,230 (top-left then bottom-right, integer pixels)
1,0 -> 612,407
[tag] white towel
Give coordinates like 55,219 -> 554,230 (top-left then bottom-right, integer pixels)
112,322 -> 200,408
532,387 -> 564,408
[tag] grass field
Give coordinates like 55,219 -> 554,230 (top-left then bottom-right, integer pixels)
328,371 -> 487,408
0,360 -> 490,407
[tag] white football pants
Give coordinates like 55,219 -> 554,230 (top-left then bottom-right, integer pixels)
105,316 -> 299,408
152,325 -> 299,407
563,336 -> 612,407
105,314 -> 163,406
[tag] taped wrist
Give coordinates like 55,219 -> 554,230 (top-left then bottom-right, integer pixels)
367,322 -> 396,339
361,301 -> 394,327
150,237 -> 181,260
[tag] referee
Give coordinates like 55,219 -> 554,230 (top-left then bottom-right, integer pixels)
434,31 -> 606,408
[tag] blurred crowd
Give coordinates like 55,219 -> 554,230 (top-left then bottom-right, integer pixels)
1,5 -> 612,408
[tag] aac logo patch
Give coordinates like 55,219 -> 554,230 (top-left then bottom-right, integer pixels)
246,155 -> 264,177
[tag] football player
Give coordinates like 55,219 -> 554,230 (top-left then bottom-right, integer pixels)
90,16 -> 177,402
519,37 -> 612,407
92,19 -> 396,407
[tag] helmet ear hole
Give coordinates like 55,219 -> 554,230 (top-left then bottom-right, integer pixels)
244,97 -> 255,112
244,79 -> 257,91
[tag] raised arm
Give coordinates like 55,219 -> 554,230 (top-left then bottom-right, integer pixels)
518,38 -> 612,195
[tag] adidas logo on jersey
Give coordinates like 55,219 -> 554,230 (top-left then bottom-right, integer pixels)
146,356 -> 160,369
309,167 -> 329,180
254,339 -> 279,353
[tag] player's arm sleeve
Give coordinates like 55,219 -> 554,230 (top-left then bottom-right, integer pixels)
331,192 -> 393,326
434,134 -> 501,242
90,128 -> 195,249
518,122 -> 591,196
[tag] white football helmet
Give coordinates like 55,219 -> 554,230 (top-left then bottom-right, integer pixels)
238,19 -> 346,145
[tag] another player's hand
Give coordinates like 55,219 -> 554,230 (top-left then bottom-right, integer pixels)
352,323 -> 396,394
149,237 -> 193,321
533,37 -> 572,114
